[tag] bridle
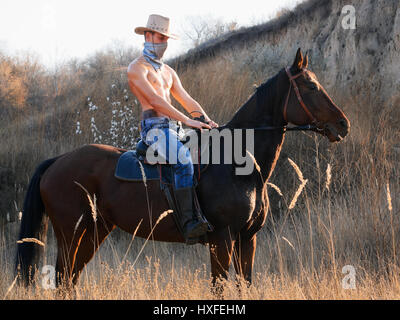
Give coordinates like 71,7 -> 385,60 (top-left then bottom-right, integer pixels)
283,67 -> 320,127
196,67 -> 329,133
252,67 -> 325,133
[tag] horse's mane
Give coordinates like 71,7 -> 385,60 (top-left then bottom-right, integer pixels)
224,70 -> 281,128
255,70 -> 281,108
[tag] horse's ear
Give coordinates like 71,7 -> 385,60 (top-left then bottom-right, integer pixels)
303,53 -> 308,69
291,48 -> 303,71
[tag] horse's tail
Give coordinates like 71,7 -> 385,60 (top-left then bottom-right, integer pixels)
15,156 -> 60,286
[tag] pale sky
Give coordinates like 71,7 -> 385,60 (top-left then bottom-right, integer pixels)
0,0 -> 300,67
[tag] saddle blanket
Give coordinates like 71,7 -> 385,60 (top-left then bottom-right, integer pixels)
114,150 -> 174,184
114,150 -> 208,184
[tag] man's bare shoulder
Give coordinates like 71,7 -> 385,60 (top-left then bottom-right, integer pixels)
127,56 -> 149,77
163,64 -> 180,83
163,63 -> 177,75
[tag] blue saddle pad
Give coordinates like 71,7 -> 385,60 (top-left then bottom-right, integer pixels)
115,151 -> 174,184
114,150 -> 209,184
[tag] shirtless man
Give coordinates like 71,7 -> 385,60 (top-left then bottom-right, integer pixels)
127,14 -> 218,244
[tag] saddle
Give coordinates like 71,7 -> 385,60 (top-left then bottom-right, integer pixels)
114,137 -> 213,241
114,139 -> 208,184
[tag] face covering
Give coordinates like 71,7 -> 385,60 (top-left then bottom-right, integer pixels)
143,41 -> 168,71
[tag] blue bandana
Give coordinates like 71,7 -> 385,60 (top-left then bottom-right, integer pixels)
143,42 -> 167,71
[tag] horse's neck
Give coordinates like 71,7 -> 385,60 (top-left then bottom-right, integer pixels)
254,129 -> 285,182
225,77 -> 286,182
225,94 -> 259,128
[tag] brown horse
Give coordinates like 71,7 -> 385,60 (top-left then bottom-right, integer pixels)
16,49 -> 350,290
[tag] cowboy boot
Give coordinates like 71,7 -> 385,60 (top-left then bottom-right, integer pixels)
174,187 -> 208,242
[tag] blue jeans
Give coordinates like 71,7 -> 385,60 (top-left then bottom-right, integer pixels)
140,117 -> 194,189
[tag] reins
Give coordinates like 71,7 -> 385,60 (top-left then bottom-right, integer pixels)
253,124 -> 317,132
214,124 -> 317,133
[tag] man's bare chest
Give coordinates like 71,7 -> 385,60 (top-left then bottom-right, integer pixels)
147,68 -> 172,91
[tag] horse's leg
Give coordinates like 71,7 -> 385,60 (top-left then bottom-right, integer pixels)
233,233 -> 257,286
208,227 -> 236,298
54,217 -> 114,287
54,227 -> 76,288
70,218 -> 115,285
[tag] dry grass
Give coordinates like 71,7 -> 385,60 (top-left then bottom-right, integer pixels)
2,222 -> 400,300
1,143 -> 399,299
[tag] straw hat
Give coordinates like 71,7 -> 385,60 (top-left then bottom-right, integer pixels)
134,14 -> 179,40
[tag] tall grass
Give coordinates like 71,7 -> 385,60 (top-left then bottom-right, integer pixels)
1,164 -> 399,299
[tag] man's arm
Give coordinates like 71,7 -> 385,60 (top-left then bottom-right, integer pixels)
127,64 -> 187,122
127,64 -> 211,130
169,67 -> 218,128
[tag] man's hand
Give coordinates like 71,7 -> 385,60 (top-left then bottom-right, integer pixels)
184,118 -> 212,130
206,118 -> 219,128
194,115 -> 219,128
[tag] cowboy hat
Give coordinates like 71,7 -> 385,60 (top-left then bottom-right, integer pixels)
135,14 -> 179,40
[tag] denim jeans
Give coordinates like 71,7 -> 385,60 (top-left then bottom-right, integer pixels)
140,117 -> 194,189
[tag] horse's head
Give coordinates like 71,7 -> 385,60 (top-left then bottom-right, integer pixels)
283,48 -> 350,142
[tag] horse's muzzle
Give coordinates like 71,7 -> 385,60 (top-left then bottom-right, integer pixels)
324,118 -> 350,142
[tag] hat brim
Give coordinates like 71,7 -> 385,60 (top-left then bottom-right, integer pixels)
134,27 -> 179,40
